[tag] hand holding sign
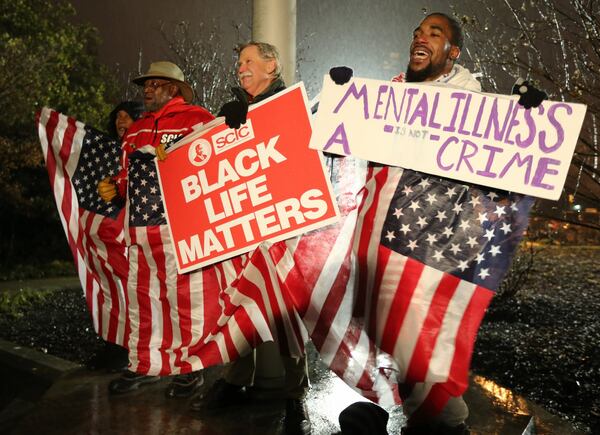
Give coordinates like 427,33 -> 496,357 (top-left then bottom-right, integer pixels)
157,83 -> 339,273
310,76 -> 586,200
218,100 -> 249,129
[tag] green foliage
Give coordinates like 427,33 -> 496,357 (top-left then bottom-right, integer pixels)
0,287 -> 53,317
0,0 -> 118,267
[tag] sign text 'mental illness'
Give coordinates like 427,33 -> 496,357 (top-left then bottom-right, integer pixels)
157,83 -> 339,273
309,76 -> 587,200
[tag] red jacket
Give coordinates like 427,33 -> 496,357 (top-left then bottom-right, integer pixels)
114,96 -> 214,197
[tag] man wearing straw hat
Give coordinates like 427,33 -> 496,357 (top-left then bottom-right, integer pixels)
98,61 -> 213,397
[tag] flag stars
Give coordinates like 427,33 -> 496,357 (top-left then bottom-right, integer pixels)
435,210 -> 447,222
494,205 -> 507,218
407,239 -> 419,250
409,200 -> 420,212
511,203 -> 519,212
477,212 -> 489,224
393,208 -> 404,219
141,196 -> 148,204
442,227 -> 454,238
469,196 -> 481,207
500,222 -> 512,235
151,203 -> 159,212
150,186 -> 157,194
466,236 -> 478,248
449,243 -> 461,255
457,260 -> 469,271
459,220 -> 470,231
418,178 -> 431,189
416,216 -> 428,228
425,193 -> 437,205
402,185 -> 413,195
445,187 -> 457,198
385,230 -> 396,242
432,250 -> 444,262
399,223 -> 411,235
487,191 -> 499,201
475,253 -> 485,264
489,245 -> 502,257
452,202 -> 463,214
484,229 -> 495,241
143,213 -> 149,221
425,233 -> 438,245
478,268 -> 490,279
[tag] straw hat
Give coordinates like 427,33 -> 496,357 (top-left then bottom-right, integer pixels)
133,61 -> 194,103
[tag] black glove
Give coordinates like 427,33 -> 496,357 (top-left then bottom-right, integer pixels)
218,100 -> 248,129
512,78 -> 548,109
329,66 -> 353,85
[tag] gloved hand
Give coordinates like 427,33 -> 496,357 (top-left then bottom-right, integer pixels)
97,177 -> 117,203
512,78 -> 548,109
329,66 -> 353,85
218,100 -> 248,129
156,143 -> 167,161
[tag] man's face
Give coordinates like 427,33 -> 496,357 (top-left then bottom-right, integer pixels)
406,15 -> 459,82
143,79 -> 176,112
237,45 -> 276,98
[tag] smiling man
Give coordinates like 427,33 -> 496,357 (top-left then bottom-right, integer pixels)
193,42 -> 312,435
403,13 -> 481,92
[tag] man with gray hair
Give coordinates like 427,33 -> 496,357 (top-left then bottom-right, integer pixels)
191,41 -> 312,435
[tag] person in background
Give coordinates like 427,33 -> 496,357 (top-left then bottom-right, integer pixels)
107,101 -> 144,141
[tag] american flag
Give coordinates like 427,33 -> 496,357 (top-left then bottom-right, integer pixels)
268,158 -> 532,416
37,107 -> 129,346
38,108 -> 308,376
124,146 -> 308,375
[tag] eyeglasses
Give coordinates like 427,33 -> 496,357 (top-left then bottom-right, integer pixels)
143,79 -> 172,90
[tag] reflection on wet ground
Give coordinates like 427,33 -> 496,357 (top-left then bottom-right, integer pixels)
8,345 -> 583,435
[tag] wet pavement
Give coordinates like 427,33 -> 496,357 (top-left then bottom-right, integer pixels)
2,342 -> 586,435
0,278 -> 588,434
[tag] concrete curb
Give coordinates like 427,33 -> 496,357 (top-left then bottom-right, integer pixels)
0,339 -> 81,383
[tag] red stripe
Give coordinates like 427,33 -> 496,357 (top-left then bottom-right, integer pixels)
58,118 -> 78,256
379,256 -> 425,354
368,244 -> 392,336
309,241 -> 353,350
405,273 -> 460,382
131,230 -> 152,374
145,227 -> 173,374
445,285 -> 493,395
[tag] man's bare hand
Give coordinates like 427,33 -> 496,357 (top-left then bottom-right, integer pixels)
156,143 -> 167,161
98,177 -> 117,202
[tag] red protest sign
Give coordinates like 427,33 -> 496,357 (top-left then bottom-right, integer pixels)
157,83 -> 339,273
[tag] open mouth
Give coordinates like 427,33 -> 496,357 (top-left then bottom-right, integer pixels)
411,45 -> 431,61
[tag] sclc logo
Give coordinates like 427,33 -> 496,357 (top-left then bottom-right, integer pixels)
212,119 -> 255,155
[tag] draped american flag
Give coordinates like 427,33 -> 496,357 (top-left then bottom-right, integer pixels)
268,158 -> 532,417
123,147 -> 307,375
37,107 -> 129,346
38,108 -> 307,376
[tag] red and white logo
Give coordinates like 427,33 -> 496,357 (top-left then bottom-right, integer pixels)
211,119 -> 255,155
188,138 -> 212,166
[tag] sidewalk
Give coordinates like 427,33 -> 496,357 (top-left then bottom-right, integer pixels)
0,340 -> 584,435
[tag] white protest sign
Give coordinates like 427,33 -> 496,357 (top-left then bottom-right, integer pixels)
310,76 -> 587,200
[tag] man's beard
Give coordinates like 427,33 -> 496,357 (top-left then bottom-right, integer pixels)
405,60 -> 447,83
